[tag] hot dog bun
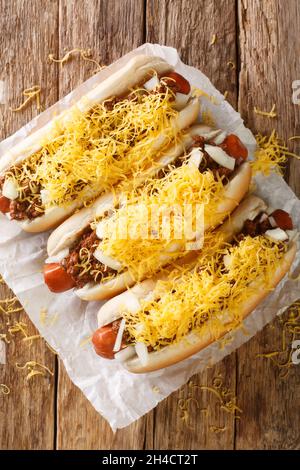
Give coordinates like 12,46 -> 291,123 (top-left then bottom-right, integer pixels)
17,97 -> 200,233
74,161 -> 251,301
96,195 -> 297,373
47,123 -> 222,257
0,55 -> 172,174
125,241 -> 296,373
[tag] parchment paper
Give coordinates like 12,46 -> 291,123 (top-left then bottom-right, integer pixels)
0,44 -> 299,431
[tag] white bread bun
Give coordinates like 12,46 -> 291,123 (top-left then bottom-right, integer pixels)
75,161 -> 251,300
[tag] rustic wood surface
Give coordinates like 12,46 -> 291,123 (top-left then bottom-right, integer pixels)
0,0 -> 300,450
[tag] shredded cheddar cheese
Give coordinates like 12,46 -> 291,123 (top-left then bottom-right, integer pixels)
123,236 -> 286,349
99,164 -> 226,280
254,104 -> 277,118
252,130 -> 292,175
210,34 -> 217,46
10,85 -> 41,112
0,384 -> 10,395
49,48 -> 103,72
16,361 -> 53,381
9,87 -> 178,209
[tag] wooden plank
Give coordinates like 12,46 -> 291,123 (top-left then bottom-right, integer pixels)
145,0 -> 238,449
237,0 -> 300,449
56,0 -> 147,449
0,0 -> 58,450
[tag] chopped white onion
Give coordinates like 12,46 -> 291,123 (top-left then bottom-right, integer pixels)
269,216 -> 277,228
135,342 -> 149,366
93,247 -> 122,271
113,318 -> 126,352
223,254 -> 232,269
204,144 -> 236,170
45,247 -> 70,264
143,75 -> 160,91
265,228 -> 288,242
188,148 -> 203,168
114,345 -> 136,362
2,179 -> 18,200
40,189 -> 50,205
96,219 -> 108,239
125,292 -> 141,314
212,131 -> 227,145
259,213 -> 268,223
173,92 -> 190,110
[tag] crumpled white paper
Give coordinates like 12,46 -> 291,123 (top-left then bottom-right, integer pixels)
0,44 -> 299,431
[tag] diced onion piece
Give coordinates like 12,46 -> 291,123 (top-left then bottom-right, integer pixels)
93,247 -> 122,271
212,131 -> 227,145
135,342 -> 149,366
114,345 -> 136,362
223,254 -> 232,269
45,248 -> 70,264
113,318 -> 126,352
40,189 -> 50,205
259,213 -> 268,223
125,292 -> 141,314
286,230 -> 298,242
204,144 -> 236,170
2,179 -> 18,200
269,216 -> 277,228
173,92 -> 190,110
143,75 -> 160,91
96,219 -> 108,239
188,148 -> 203,168
265,228 -> 288,242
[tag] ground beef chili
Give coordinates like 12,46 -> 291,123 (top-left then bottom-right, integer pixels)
61,228 -> 116,289
0,170 -> 44,221
235,213 -> 273,242
190,136 -> 238,181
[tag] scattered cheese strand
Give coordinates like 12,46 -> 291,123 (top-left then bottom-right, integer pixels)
252,130 -> 300,176
49,48 -> 104,72
14,88 -> 177,209
0,384 -> 10,395
10,85 -> 41,112
254,104 -> 277,118
15,361 -> 54,381
210,34 -> 217,45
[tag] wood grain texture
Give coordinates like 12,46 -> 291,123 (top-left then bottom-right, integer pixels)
236,0 -> 300,450
56,0 -> 146,450
145,0 -> 237,450
0,0 -> 58,450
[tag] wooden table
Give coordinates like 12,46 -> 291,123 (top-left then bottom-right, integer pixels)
0,0 -> 300,450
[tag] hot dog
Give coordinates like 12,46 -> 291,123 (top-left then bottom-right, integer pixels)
92,195 -> 297,373
0,55 -> 200,232
44,125 -> 251,300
